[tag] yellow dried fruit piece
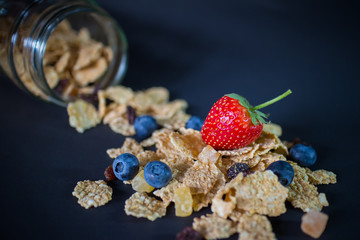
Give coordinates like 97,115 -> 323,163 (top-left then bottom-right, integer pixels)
132,170 -> 154,193
174,186 -> 193,217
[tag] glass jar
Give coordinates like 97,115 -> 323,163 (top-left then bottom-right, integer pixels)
0,0 -> 128,106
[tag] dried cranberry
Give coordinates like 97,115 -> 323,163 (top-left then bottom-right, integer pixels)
176,226 -> 203,240
227,163 -> 251,180
104,165 -> 116,181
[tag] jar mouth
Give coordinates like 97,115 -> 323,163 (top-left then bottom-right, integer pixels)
24,3 -> 128,106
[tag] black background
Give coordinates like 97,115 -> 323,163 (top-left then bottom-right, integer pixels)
1,0 -> 359,239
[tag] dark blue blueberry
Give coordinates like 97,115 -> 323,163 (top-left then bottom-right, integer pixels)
112,153 -> 139,181
144,161 -> 172,188
185,116 -> 204,131
289,144 -> 317,167
266,161 -> 294,187
134,115 -> 158,140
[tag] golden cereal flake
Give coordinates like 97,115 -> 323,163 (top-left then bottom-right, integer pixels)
198,145 -> 221,164
250,152 -> 286,171
305,168 -> 337,185
153,178 -> 181,206
192,172 -> 226,212
67,99 -> 100,133
102,103 -> 127,124
218,132 -> 288,158
73,57 -> 108,86
182,160 -> 222,194
106,138 -> 144,159
73,42 -> 103,71
54,51 -> 70,73
170,130 -> 206,160
151,99 -> 188,121
124,192 -> 167,221
287,162 -> 329,212
139,128 -> 172,147
72,180 -> 112,209
97,90 -> 106,120
235,171 -> 288,216
160,111 -> 191,130
129,87 -> 169,113
108,115 -> 135,136
237,213 -> 276,240
104,85 -> 134,104
44,66 -> 59,88
136,150 -> 160,167
211,174 -> 244,218
193,214 -> 237,240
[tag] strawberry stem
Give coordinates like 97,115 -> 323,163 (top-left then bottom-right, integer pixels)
252,89 -> 292,110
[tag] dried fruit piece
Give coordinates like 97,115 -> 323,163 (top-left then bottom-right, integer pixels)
104,165 -> 116,181
174,186 -> 193,217
132,170 -> 155,193
72,180 -> 112,209
227,163 -> 251,180
176,226 -> 203,240
301,210 -> 328,239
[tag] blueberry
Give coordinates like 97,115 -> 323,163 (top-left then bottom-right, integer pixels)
112,153 -> 139,181
134,115 -> 158,140
227,163 -> 251,180
185,116 -> 204,131
266,161 -> 294,187
289,144 -> 317,167
144,161 -> 172,188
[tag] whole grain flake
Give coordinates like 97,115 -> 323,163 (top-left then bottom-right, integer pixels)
124,192 -> 167,221
72,180 -> 112,209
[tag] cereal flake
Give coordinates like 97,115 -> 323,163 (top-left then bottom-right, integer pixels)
72,180 -> 112,209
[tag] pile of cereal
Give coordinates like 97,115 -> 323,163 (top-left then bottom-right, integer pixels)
16,20 -> 113,101
71,86 -> 336,239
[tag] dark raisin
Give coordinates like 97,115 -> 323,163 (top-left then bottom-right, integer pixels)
227,163 -> 251,180
104,165 -> 116,181
79,93 -> 98,105
176,226 -> 203,240
126,105 -> 136,125
53,78 -> 70,95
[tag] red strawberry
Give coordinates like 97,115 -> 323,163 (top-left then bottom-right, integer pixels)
201,90 -> 292,150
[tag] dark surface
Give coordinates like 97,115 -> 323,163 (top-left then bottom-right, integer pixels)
1,0 -> 359,239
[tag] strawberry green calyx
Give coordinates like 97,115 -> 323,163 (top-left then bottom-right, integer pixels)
225,89 -> 292,125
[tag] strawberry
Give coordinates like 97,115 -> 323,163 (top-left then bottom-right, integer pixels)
201,90 -> 292,150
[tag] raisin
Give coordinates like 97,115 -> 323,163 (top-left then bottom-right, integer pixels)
176,226 -> 203,240
227,163 -> 251,180
126,105 -> 136,125
104,165 -> 116,181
